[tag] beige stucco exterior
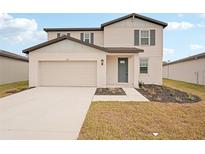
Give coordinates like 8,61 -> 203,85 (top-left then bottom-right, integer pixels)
107,55 -> 134,86
163,58 -> 205,85
103,17 -> 163,85
29,39 -> 106,87
0,56 -> 28,84
29,38 -> 141,87
28,15 -> 165,87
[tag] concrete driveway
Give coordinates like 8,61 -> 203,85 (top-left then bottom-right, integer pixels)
0,87 -> 95,139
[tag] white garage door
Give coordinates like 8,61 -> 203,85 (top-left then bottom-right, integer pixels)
39,61 -> 97,87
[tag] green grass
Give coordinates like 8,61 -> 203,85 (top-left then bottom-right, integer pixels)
78,79 -> 205,140
0,81 -> 29,98
163,78 -> 205,99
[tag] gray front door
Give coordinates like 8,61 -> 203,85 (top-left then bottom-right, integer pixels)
118,58 -> 128,82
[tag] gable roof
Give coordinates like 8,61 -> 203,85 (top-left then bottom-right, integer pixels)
23,36 -> 143,54
44,13 -> 168,32
0,49 -> 28,62
101,13 -> 168,28
163,52 -> 205,66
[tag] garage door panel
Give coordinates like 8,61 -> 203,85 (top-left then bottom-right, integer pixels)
39,61 -> 97,86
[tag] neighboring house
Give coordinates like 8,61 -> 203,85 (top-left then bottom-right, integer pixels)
23,13 -> 167,88
0,50 -> 28,84
163,52 -> 205,85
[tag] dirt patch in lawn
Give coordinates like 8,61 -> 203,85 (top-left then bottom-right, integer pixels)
5,87 -> 34,94
137,84 -> 201,103
95,88 -> 126,95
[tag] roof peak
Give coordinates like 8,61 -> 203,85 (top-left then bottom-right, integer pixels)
101,13 -> 167,28
44,13 -> 168,32
23,35 -> 144,54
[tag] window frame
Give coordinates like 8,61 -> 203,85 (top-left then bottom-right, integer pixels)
140,30 -> 150,46
83,32 -> 91,43
140,58 -> 149,74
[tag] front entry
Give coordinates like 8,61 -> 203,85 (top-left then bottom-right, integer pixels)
118,58 -> 128,82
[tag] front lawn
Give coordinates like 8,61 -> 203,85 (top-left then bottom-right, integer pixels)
0,81 -> 29,98
78,79 -> 205,139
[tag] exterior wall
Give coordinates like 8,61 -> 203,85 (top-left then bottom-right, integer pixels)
106,54 -> 134,86
163,58 -> 205,85
29,39 -> 106,87
43,16 -> 165,86
139,55 -> 163,85
104,17 -> 163,85
0,56 -> 28,84
47,31 -> 104,47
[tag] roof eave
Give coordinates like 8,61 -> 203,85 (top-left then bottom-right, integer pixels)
163,52 -> 205,66
0,50 -> 28,62
44,27 -> 102,32
43,13 -> 168,33
101,13 -> 168,28
23,36 -> 109,54
23,36 -> 144,54
107,50 -> 143,54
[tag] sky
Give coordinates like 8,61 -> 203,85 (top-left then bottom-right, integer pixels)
0,13 -> 205,62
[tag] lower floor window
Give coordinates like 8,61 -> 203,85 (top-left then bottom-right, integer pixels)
140,58 -> 148,74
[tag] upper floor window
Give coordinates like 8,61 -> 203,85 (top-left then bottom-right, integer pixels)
134,29 -> 155,46
140,30 -> 149,45
140,58 -> 148,74
84,33 -> 91,43
80,32 -> 94,44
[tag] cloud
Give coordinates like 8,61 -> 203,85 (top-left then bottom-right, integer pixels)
167,21 -> 195,30
189,44 -> 204,50
164,48 -> 175,56
196,23 -> 205,28
0,13 -> 46,44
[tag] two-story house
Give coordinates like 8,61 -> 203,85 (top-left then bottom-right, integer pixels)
23,13 -> 167,88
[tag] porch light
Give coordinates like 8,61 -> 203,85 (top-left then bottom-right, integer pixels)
101,59 -> 104,66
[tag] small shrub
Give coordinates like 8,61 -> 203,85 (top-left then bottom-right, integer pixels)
188,94 -> 195,101
175,96 -> 182,102
148,88 -> 156,95
139,81 -> 144,88
141,86 -> 147,91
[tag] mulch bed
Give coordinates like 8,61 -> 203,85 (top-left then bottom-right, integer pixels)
95,88 -> 126,95
137,84 -> 201,103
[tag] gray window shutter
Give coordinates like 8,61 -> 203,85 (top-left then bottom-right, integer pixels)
80,33 -> 84,41
134,30 -> 139,46
67,33 -> 70,37
150,30 -> 155,46
91,33 -> 94,44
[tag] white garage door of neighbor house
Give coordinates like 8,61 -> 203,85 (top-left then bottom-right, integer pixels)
39,61 -> 97,87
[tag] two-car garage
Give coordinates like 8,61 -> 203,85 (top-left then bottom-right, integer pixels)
39,61 -> 97,87
24,36 -> 107,87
